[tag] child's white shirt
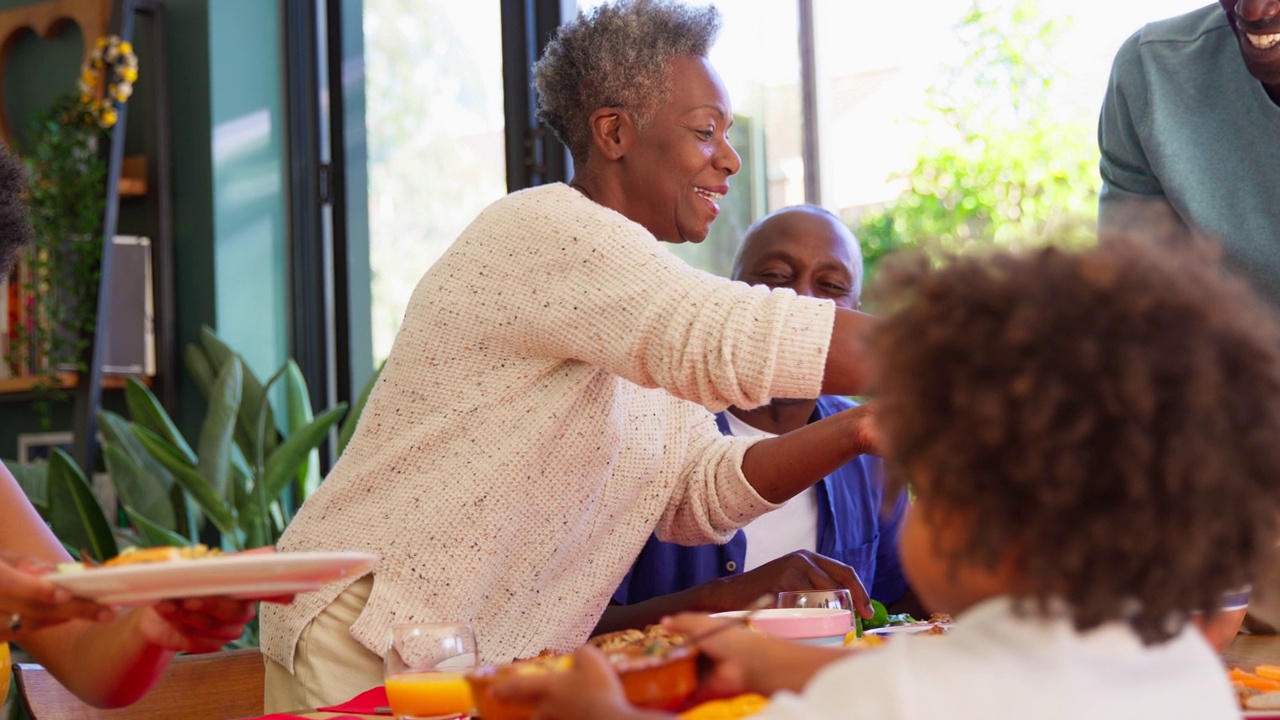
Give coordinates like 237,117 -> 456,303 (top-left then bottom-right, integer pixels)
755,596 -> 1237,719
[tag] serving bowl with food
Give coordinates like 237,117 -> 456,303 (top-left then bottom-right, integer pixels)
467,626 -> 699,720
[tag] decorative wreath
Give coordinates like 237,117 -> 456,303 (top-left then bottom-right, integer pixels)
77,35 -> 139,129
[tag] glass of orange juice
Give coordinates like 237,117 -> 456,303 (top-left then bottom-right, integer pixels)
385,622 -> 478,719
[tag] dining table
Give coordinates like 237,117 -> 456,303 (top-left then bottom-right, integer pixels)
1226,632 -> 1280,671
254,632 -> 1280,720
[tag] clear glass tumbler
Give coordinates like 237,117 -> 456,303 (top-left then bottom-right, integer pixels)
384,621 -> 479,720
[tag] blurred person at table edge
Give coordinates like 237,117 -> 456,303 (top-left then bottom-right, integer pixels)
494,232 -> 1280,720
0,143 -> 276,709
1097,0 -> 1280,631
262,0 -> 882,710
599,205 -> 916,636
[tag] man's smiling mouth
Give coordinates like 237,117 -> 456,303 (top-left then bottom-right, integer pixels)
1246,32 -> 1280,50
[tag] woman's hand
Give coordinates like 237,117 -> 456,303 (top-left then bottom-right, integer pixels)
491,645 -> 658,720
0,554 -> 112,641
693,550 -> 872,619
138,594 -> 292,654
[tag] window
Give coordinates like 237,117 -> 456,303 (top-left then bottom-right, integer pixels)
363,0 -> 507,362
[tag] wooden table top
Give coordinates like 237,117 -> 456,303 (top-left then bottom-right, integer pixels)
1225,633 -> 1280,670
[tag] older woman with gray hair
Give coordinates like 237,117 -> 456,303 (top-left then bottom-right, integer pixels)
261,0 -> 877,709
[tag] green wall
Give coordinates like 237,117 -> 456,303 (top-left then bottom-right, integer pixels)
0,0 -> 291,451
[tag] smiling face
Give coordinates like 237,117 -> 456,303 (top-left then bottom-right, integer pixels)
732,208 -> 863,310
620,55 -> 742,243
1218,0 -> 1280,98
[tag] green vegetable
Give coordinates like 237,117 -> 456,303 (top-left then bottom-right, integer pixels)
885,613 -> 919,627
863,599 -> 890,630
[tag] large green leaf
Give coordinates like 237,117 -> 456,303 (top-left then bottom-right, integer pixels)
282,360 -> 322,500
338,362 -> 384,456
199,327 -> 278,463
124,378 -> 196,464
103,443 -> 175,531
45,449 -> 117,563
171,483 -> 201,543
124,506 -> 189,548
197,357 -> 242,502
185,343 -> 216,399
256,364 -> 290,470
7,458 -> 48,510
98,410 -> 180,492
133,425 -> 236,540
254,404 -> 347,518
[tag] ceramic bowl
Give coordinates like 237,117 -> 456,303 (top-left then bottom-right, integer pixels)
709,607 -> 852,640
1192,585 -> 1251,653
467,645 -> 698,720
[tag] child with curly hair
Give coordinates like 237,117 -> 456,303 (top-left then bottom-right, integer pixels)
491,234 -> 1280,719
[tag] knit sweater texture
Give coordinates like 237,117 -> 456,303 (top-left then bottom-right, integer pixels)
260,183 -> 835,669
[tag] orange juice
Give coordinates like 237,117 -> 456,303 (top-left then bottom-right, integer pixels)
1,643 -> 9,701
386,671 -> 473,717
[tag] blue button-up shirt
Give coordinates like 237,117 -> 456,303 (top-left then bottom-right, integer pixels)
612,395 -> 909,605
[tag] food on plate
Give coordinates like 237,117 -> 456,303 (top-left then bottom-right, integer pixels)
1245,690 -> 1280,711
860,599 -> 952,632
469,625 -> 698,720
1227,666 -> 1280,710
848,605 -> 952,644
105,545 -> 221,567
56,545 -> 222,573
678,693 -> 769,719
843,631 -> 886,649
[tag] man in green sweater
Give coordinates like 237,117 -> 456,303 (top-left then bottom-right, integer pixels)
1097,1 -> 1280,305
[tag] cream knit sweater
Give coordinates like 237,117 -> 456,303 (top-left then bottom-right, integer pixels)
261,183 -> 835,669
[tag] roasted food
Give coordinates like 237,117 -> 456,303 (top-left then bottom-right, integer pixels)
470,626 -> 698,720
104,544 -> 220,567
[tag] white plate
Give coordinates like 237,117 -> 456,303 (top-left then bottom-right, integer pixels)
49,550 -> 378,605
864,622 -> 953,637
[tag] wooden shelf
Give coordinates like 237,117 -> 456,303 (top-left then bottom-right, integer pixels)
119,155 -> 147,197
0,372 -> 150,394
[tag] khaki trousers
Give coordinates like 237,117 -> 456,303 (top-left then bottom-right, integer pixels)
263,575 -> 383,713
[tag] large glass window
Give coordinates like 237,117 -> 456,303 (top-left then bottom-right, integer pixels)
356,0 -> 1211,365
576,0 -> 1208,280
363,1 -> 506,362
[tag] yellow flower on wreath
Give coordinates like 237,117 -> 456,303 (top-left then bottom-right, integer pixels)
78,34 -> 139,129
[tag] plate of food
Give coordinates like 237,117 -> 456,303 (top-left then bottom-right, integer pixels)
863,622 -> 953,637
49,547 -> 378,605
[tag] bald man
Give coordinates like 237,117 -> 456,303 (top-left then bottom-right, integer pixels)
596,206 -> 912,635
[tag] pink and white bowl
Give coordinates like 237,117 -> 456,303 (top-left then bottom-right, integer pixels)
709,607 -> 852,643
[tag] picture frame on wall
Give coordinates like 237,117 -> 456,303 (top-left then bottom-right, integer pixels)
16,431 -> 117,519
17,431 -> 73,465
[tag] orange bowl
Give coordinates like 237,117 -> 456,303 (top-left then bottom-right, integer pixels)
1191,586 -> 1251,654
467,646 -> 698,720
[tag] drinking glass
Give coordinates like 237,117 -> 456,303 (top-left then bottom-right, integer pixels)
776,588 -> 855,612
776,589 -> 855,635
384,621 -> 479,720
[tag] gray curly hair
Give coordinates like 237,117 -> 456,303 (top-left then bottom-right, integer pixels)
0,144 -> 32,278
534,0 -> 721,164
